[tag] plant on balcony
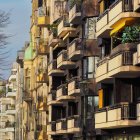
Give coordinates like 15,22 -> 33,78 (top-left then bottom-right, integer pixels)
121,25 -> 140,44
112,25 -> 140,48
69,0 -> 81,9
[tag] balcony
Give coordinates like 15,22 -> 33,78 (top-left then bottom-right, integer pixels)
5,122 -> 15,132
67,115 -> 81,133
49,32 -> 60,48
6,91 -> 16,98
57,50 -> 76,69
9,74 -> 16,82
47,122 -> 56,135
48,60 -> 65,76
0,98 -> 15,105
37,7 -> 50,26
47,91 -> 61,105
68,39 -> 83,60
96,0 -> 140,37
57,19 -> 76,38
69,4 -> 81,24
133,44 -> 140,65
6,108 -> 16,115
36,38 -> 49,55
68,77 -> 80,96
95,103 -> 140,129
96,43 -> 140,83
56,119 -> 67,134
56,84 -> 75,101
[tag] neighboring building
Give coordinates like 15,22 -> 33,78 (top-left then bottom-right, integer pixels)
0,63 -> 18,140
47,0 -> 99,140
95,0 -> 140,139
16,48 -> 25,140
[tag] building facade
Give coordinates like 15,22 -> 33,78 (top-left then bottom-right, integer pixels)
3,0 -> 140,140
95,0 -> 140,139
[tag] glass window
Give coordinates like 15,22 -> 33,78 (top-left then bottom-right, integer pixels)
83,56 -> 99,79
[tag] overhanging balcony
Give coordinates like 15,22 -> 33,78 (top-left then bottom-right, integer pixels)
96,0 -> 140,37
68,39 -> 83,61
0,98 -> 15,105
69,4 -> 81,24
56,84 -> 75,101
57,50 -> 76,69
47,91 -> 61,105
68,77 -> 80,96
48,60 -> 65,76
95,103 -> 139,129
47,122 -> 56,135
6,91 -> 16,98
49,33 -> 60,48
37,7 -> 50,26
6,109 -> 16,115
67,115 -> 81,133
56,119 -> 67,134
57,19 -> 76,38
96,43 -> 140,83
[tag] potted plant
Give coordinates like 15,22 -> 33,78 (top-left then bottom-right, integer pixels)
112,25 -> 140,55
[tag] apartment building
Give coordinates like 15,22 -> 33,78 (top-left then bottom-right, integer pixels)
22,0 -> 49,139
95,0 -> 140,139
47,0 -> 99,140
16,48 -> 25,140
0,63 -> 18,140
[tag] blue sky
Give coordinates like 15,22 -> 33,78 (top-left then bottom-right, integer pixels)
0,0 -> 31,79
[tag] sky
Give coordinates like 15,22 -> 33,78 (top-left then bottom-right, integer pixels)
0,0 -> 31,79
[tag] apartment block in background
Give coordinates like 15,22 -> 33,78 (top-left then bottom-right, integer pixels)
0,63 -> 18,140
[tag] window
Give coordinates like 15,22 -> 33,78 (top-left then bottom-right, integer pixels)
83,56 -> 99,79
84,17 -> 96,39
87,96 -> 99,115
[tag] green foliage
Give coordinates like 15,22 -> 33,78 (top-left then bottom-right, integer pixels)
121,25 -> 140,44
69,0 -> 81,9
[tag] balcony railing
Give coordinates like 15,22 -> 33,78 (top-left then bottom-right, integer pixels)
67,115 -> 81,133
37,7 -> 50,26
68,77 -> 80,96
57,17 -> 76,38
69,4 -> 81,24
56,84 -> 67,101
56,119 -> 67,134
68,38 -> 83,60
48,32 -> 59,47
57,50 -> 76,69
96,43 -> 139,82
48,60 -> 65,76
95,102 -> 137,129
47,121 -> 56,135
47,90 -> 58,105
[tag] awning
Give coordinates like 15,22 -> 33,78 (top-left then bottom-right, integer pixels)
110,18 -> 134,36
